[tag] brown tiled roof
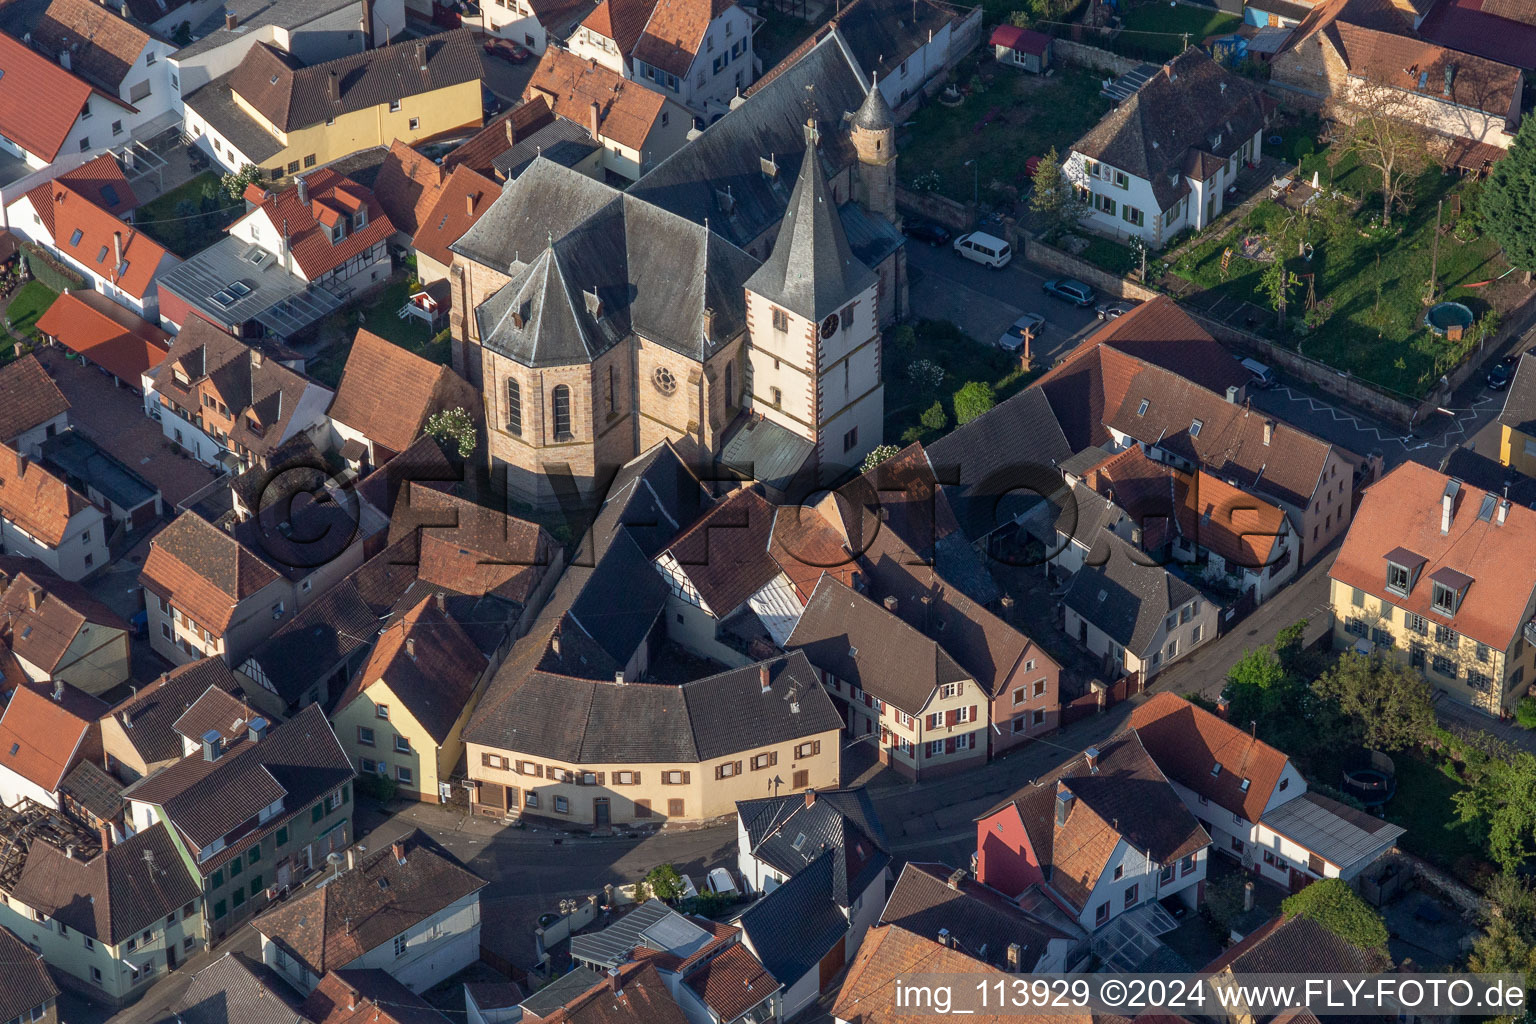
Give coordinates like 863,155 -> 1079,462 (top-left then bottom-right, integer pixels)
235,169 -> 394,281
371,140 -> 445,237
767,505 -> 857,601
302,970 -> 452,1024
662,488 -> 782,617
35,289 -> 170,384
683,944 -> 776,1022
139,512 -> 281,633
526,48 -> 669,151
1482,0 -> 1536,22
1202,912 -> 1388,974
0,683 -> 93,792
172,685 -> 257,747
333,595 -> 487,745
583,0 -> 659,57
412,165 -> 499,268
1129,692 -> 1291,823
0,568 -> 127,675
33,0 -> 150,92
25,179 -> 174,300
0,355 -> 69,444
328,329 -> 474,454
254,830 -> 486,978
786,574 -> 968,716
0,441 -> 94,547
880,862 -> 1069,971
1331,460 -> 1536,650
632,0 -> 734,77
395,486 -> 557,602
0,924 -> 57,1021
984,729 -> 1209,912
533,960 -> 689,1024
1325,20 -> 1521,116
443,96 -> 556,177
108,657 -> 249,767
0,33 -> 101,160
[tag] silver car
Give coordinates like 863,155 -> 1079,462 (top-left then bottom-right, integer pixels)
998,313 -> 1046,352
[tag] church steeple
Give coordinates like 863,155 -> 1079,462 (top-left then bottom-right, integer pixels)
744,121 -> 877,325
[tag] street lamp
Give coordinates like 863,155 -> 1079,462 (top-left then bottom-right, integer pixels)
964,159 -> 978,207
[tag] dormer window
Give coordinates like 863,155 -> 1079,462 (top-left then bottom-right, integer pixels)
1428,567 -> 1472,616
1431,582 -> 1456,614
1383,547 -> 1425,597
1386,562 -> 1412,595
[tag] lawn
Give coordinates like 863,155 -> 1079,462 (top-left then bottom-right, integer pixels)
1168,163 -> 1506,397
134,172 -> 244,258
753,8 -> 820,71
883,319 -> 1038,444
1384,753 -> 1487,877
4,280 -> 59,348
1114,3 -> 1242,60
306,278 -> 454,388
899,65 -> 1111,207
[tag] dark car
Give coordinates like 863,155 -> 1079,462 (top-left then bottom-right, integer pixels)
1488,362 -> 1514,391
484,37 -> 530,62
903,220 -> 952,246
1042,278 -> 1096,307
482,85 -> 502,117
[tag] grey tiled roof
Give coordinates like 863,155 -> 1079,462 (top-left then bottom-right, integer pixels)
737,853 -> 848,985
736,786 -> 889,908
880,862 -> 1069,971
0,925 -> 56,1021
1060,529 -> 1198,654
1498,352 -> 1536,435
182,76 -> 286,164
168,953 -> 307,1024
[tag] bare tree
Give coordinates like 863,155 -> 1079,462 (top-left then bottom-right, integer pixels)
1326,73 -> 1431,228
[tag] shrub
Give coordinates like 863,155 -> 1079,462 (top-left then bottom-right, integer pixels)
424,407 -> 477,458
1281,878 -> 1389,953
953,380 -> 996,425
642,864 -> 686,904
355,773 -> 397,803
920,401 -> 947,432
861,444 -> 901,472
1517,697 -> 1536,730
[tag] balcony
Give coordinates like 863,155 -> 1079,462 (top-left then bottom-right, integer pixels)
1524,620 -> 1536,649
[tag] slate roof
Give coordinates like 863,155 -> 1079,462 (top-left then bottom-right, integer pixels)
0,354 -> 68,443
1072,49 -> 1265,209
631,31 -> 867,250
737,851 -> 849,985
228,31 -> 481,133
32,0 -> 150,92
660,487 -> 782,617
982,730 -> 1209,912
1330,460 -> 1536,651
108,658 -> 249,767
11,822 -> 199,944
1498,351 -> 1536,434
170,953 -> 308,1024
736,785 -> 889,908
0,440 -> 94,548
1129,692 -> 1291,824
463,160 -> 758,367
786,574 -> 967,715
123,704 -> 352,863
0,924 -> 57,1021
925,387 -> 1072,543
139,511 -> 281,633
328,329 -> 474,455
0,564 -> 129,676
302,970 -> 454,1024
1060,530 -> 1198,655
880,862 -> 1070,971
0,32 -> 102,160
253,830 -> 485,978
745,137 -> 876,323
589,441 -> 714,560
465,650 -> 840,763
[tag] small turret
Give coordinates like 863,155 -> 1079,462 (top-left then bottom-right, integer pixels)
849,76 -> 896,223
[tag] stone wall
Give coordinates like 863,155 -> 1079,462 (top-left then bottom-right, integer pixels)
896,186 -> 975,231
1051,38 -> 1144,77
1024,237 -> 1161,301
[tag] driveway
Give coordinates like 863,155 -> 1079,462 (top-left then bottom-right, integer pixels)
481,48 -> 538,106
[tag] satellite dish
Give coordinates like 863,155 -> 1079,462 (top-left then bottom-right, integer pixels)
327,852 -> 344,865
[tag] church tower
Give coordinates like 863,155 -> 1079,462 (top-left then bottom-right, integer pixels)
849,77 -> 896,224
744,123 -> 885,483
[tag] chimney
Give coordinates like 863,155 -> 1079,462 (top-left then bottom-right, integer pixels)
1499,499 -> 1510,525
392,840 -> 406,865
615,670 -> 626,684
1243,880 -> 1255,912
121,709 -> 133,730
405,637 -> 416,659
26,586 -> 41,612
1441,480 -> 1459,534
295,176 -> 308,206
999,595 -> 1014,622
589,100 -> 601,137
937,927 -> 951,948
250,347 -> 263,369
113,232 -> 122,273
1006,942 -> 1022,970
1084,746 -> 1101,773
465,191 -> 476,216
883,595 -> 898,614
59,48 -> 71,70
65,844 -> 76,860
1216,695 -> 1230,720
347,989 -> 358,1012
52,680 -> 63,702
946,867 -> 966,890
1055,789 -> 1073,826
760,664 -> 771,693
1225,385 -> 1239,403
804,788 -> 816,808
201,729 -> 222,762
99,823 -> 112,851
608,966 -> 622,996
1444,63 -> 1455,96
505,117 -> 515,146
248,717 -> 268,743
1263,420 -> 1273,446
415,39 -> 427,71
224,8 -> 236,30
1163,62 -> 1173,80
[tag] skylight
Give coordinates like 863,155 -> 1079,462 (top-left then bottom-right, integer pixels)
1210,763 -> 1221,777
69,229 -> 83,246
1239,778 -> 1251,792
791,833 -> 807,851
1137,399 -> 1149,416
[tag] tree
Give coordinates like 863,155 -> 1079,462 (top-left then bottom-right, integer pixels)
1225,645 -> 1291,725
643,864 -> 685,903
1454,745 -> 1536,873
861,444 -> 901,473
1470,874 -> 1536,980
222,164 -> 264,200
1312,651 -> 1434,751
1519,697 -> 1536,730
1326,73 -> 1430,228
919,401 -> 947,432
953,381 -> 995,425
424,407 -> 477,458
1482,116 -> 1536,276
1280,878 -> 1389,954
1029,147 -> 1085,236
1256,259 -> 1300,331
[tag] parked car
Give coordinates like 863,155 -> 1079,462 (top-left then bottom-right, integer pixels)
482,85 -> 501,118
1487,361 -> 1514,391
1096,302 -> 1133,320
998,313 -> 1046,352
953,231 -> 1012,269
1241,357 -> 1277,389
484,37 -> 530,62
1042,278 -> 1096,306
707,867 -> 738,897
903,220 -> 952,246
679,873 -> 700,900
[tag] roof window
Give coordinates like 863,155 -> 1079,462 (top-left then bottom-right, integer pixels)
1189,418 -> 1203,437
69,229 -> 83,246
791,833 -> 807,851
1210,763 -> 1221,777
1239,778 -> 1250,792
1137,399 -> 1149,416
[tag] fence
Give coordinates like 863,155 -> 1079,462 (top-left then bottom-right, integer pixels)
19,241 -> 85,294
1059,674 -> 1141,726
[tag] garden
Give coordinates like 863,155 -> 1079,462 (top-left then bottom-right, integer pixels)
881,318 -> 1038,446
2,280 -> 59,356
134,172 -> 245,258
1111,4 -> 1242,61
305,276 -> 455,388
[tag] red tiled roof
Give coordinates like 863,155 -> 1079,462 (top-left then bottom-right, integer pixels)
0,33 -> 101,160
370,140 -> 444,236
583,0 -> 659,57
443,97 -> 556,176
632,0 -> 735,78
412,164 -> 498,268
1332,460 -> 1536,650
1420,0 -> 1536,70
0,441 -> 93,547
35,289 -> 170,384
139,512 -> 281,633
39,155 -> 138,229
26,180 -> 174,299
1325,20 -> 1522,116
526,48 -> 669,151
0,683 -> 92,792
328,329 -> 470,454
0,355 -> 69,444
683,944 -> 775,1022
236,169 -> 394,280
989,23 -> 1051,54
1129,692 -> 1292,823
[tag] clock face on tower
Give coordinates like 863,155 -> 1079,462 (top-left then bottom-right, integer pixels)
819,312 -> 840,338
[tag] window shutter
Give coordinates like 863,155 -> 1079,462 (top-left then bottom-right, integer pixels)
481,753 -> 493,767
735,760 -> 743,775
813,741 -> 821,756
715,765 -> 725,780
634,772 -> 641,784
596,772 -> 605,785
682,771 -> 691,784
880,726 -> 889,744
969,704 -> 978,723
946,709 -> 957,727
769,751 -> 777,766
945,736 -> 956,755
535,764 -> 544,778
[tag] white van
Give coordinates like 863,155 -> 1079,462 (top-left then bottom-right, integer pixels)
1241,357 -> 1277,389
953,231 -> 1012,269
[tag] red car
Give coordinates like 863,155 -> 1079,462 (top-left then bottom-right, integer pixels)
484,37 -> 530,62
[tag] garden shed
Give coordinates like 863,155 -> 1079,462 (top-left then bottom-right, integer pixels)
990,24 -> 1052,72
